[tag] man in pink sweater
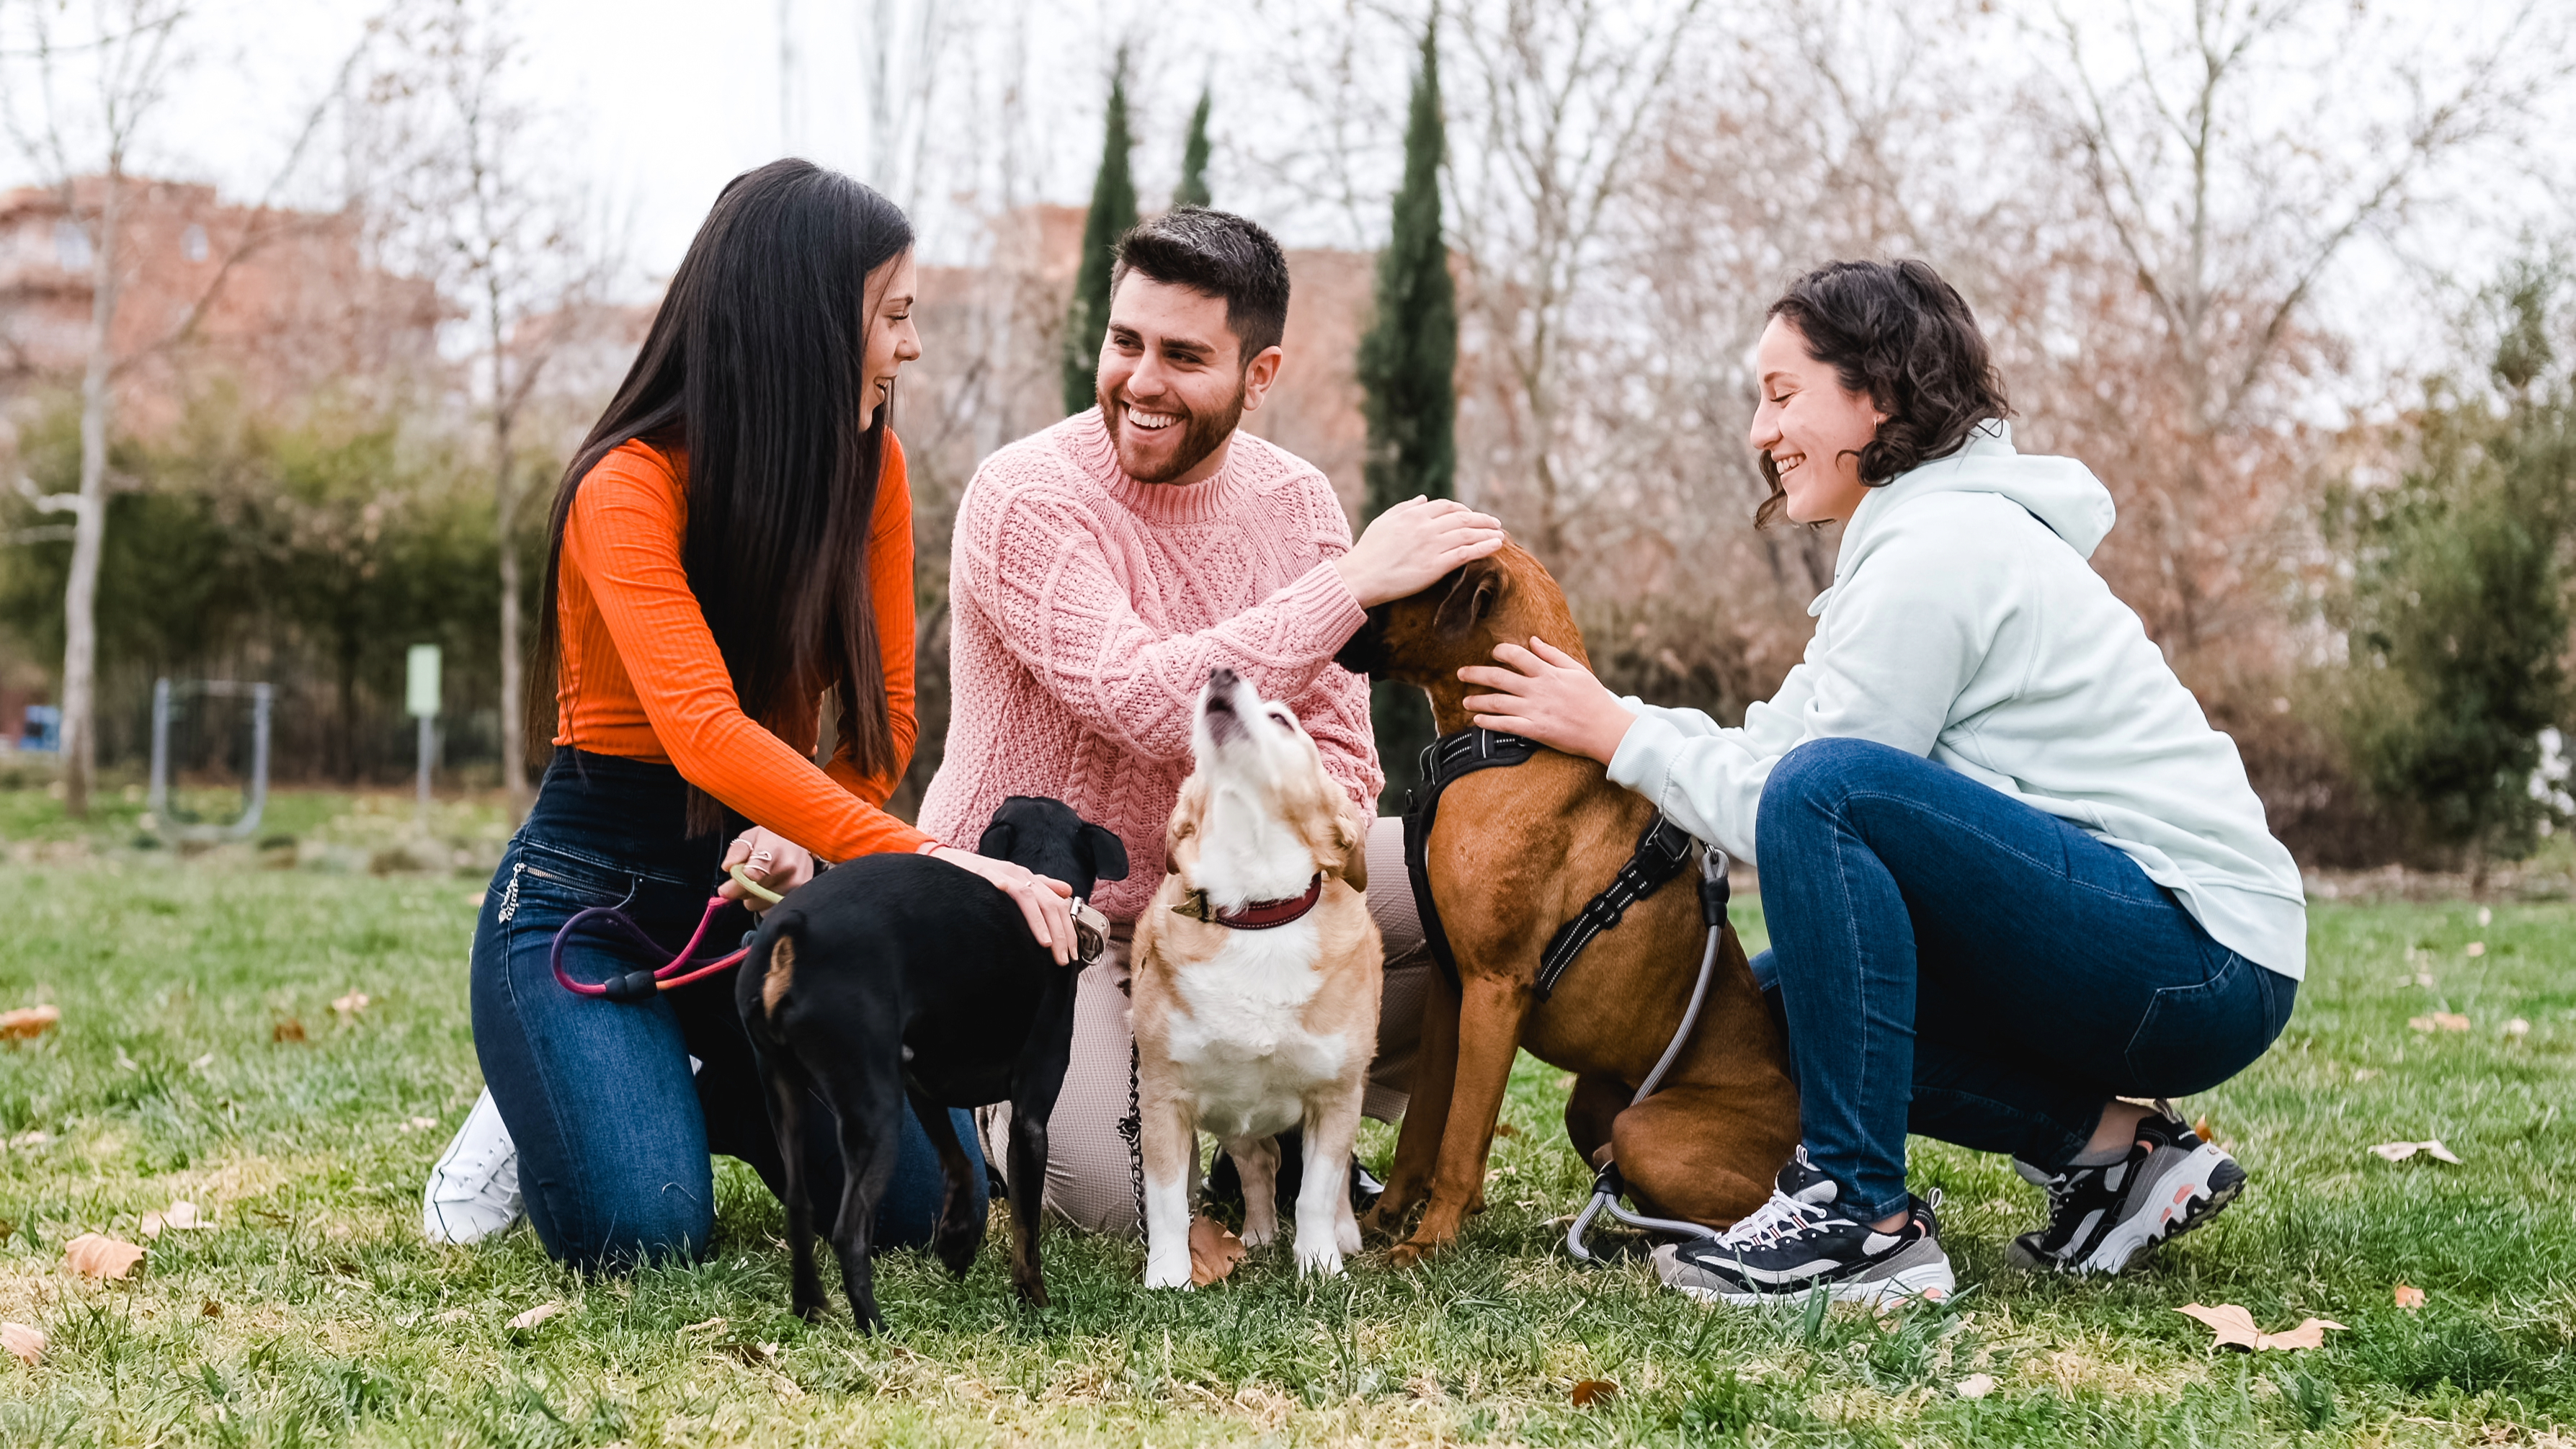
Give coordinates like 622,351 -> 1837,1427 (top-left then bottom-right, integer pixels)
919,208 -> 1502,1235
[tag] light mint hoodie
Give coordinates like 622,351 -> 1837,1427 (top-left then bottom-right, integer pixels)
1605,420 -> 2307,979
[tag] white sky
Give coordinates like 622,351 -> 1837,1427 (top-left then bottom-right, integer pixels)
126,0 -> 1280,287
12,0 -> 2571,396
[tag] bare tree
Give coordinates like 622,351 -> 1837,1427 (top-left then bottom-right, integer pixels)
2039,0 -> 2574,656
1442,0 -> 1709,566
0,0 -> 360,816
365,0 -> 606,819
854,0 -> 961,213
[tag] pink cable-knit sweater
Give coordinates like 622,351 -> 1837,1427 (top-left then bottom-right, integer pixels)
917,409 -> 1383,921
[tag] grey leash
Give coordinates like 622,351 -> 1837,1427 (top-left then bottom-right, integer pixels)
1564,842 -> 1733,1262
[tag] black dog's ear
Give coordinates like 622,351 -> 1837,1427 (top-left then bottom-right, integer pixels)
1079,823 -> 1131,882
975,819 -> 1017,860
1433,560 -> 1506,640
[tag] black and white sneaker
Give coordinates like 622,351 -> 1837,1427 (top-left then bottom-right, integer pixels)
1652,1148 -> 1956,1307
2006,1107 -> 2245,1275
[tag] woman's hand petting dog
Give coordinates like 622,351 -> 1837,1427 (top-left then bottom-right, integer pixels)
721,828 -> 814,913
932,848 -> 1079,966
1458,638 -> 1639,766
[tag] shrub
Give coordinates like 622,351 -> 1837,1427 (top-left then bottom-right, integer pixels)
2328,266 -> 2576,872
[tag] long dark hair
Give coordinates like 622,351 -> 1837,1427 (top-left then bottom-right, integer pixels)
531,159 -> 915,834
1755,259 -> 2012,527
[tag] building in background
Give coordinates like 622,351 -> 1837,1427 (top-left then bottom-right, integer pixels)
0,175 -> 442,437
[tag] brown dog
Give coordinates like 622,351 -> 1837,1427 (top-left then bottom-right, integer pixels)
1334,543 -> 1800,1266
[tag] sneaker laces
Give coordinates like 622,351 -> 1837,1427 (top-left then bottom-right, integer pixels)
1718,1184 -> 1834,1250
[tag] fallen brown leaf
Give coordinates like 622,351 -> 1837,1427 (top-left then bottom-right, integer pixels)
1569,1378 -> 1618,1407
141,1200 -> 208,1238
2369,1139 -> 2463,1164
272,1019 -> 306,1043
2176,1303 -> 2347,1351
2193,1114 -> 2217,1143
331,991 -> 370,1019
0,1005 -> 59,1040
200,1300 -> 221,1319
1493,1122 -> 1520,1138
63,1233 -> 144,1280
0,1321 -> 41,1365
1187,1214 -> 1247,1287
2394,1283 -> 2426,1309
507,1302 -> 562,1331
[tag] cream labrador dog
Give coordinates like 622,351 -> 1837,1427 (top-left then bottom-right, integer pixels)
1131,666 -> 1383,1286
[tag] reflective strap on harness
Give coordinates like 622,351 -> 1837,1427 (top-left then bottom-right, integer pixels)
1401,726 -> 1697,1001
1401,728 -> 1541,992
1533,816 -> 1696,1000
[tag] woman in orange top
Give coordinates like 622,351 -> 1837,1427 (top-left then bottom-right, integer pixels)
424,160 -> 1074,1269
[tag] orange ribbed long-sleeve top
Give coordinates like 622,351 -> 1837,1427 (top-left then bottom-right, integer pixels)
552,436 -> 932,860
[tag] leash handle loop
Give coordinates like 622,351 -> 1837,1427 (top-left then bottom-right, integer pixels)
550,892 -> 751,1000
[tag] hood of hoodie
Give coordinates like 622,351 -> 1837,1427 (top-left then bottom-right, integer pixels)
1834,420 -> 2117,583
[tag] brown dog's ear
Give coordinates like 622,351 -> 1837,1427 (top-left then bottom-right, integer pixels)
1432,560 -> 1507,641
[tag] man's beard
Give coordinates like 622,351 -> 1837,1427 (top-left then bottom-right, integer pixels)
1100,379 -> 1246,484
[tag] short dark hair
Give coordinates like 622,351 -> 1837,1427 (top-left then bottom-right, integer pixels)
1110,206 -> 1291,364
1755,259 -> 2013,527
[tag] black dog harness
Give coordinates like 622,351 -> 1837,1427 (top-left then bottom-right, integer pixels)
1401,728 -> 1698,1001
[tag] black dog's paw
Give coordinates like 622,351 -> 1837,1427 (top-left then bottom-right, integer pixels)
934,1216 -> 986,1280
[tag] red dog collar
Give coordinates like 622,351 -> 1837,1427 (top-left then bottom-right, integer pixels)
1173,873 -> 1324,930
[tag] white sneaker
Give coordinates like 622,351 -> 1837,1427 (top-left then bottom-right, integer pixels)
423,1088 -> 523,1244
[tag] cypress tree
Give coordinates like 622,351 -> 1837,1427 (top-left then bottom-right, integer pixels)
1175,87 -> 1213,208
1355,17 -> 1458,799
1064,59 -> 1140,416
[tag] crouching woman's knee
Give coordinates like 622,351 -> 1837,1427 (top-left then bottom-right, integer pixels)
1757,736 -> 1912,855
532,1179 -> 714,1272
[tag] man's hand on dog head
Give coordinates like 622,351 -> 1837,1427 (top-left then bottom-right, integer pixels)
928,847 -> 1079,966
721,829 -> 816,913
1334,496 -> 1507,608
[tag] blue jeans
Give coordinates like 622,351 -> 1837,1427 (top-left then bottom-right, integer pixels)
471,749 -> 984,1269
1750,738 -> 2296,1223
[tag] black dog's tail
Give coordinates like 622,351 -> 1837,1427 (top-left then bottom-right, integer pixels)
749,910 -> 803,1028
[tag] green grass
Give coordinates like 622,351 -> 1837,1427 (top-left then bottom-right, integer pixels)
0,793 -> 2572,1445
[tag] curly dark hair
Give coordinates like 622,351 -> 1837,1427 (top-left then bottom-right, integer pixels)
1754,259 -> 2012,527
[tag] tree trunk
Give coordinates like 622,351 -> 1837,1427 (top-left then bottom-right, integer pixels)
59,181 -> 125,819
496,434 -> 527,819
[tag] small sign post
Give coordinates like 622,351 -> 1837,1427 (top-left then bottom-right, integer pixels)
406,645 -> 441,831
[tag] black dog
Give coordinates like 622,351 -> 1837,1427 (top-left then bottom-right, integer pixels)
736,795 -> 1128,1332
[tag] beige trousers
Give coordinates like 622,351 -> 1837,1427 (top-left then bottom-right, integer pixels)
979,815 -> 1430,1239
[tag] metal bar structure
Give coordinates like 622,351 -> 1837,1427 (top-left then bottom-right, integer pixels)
146,677 -> 272,842
416,713 -> 434,831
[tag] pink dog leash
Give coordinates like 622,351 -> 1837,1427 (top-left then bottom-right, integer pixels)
550,862 -> 780,1003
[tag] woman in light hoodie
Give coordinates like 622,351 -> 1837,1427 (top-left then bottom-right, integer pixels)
1461,259 -> 2304,1306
